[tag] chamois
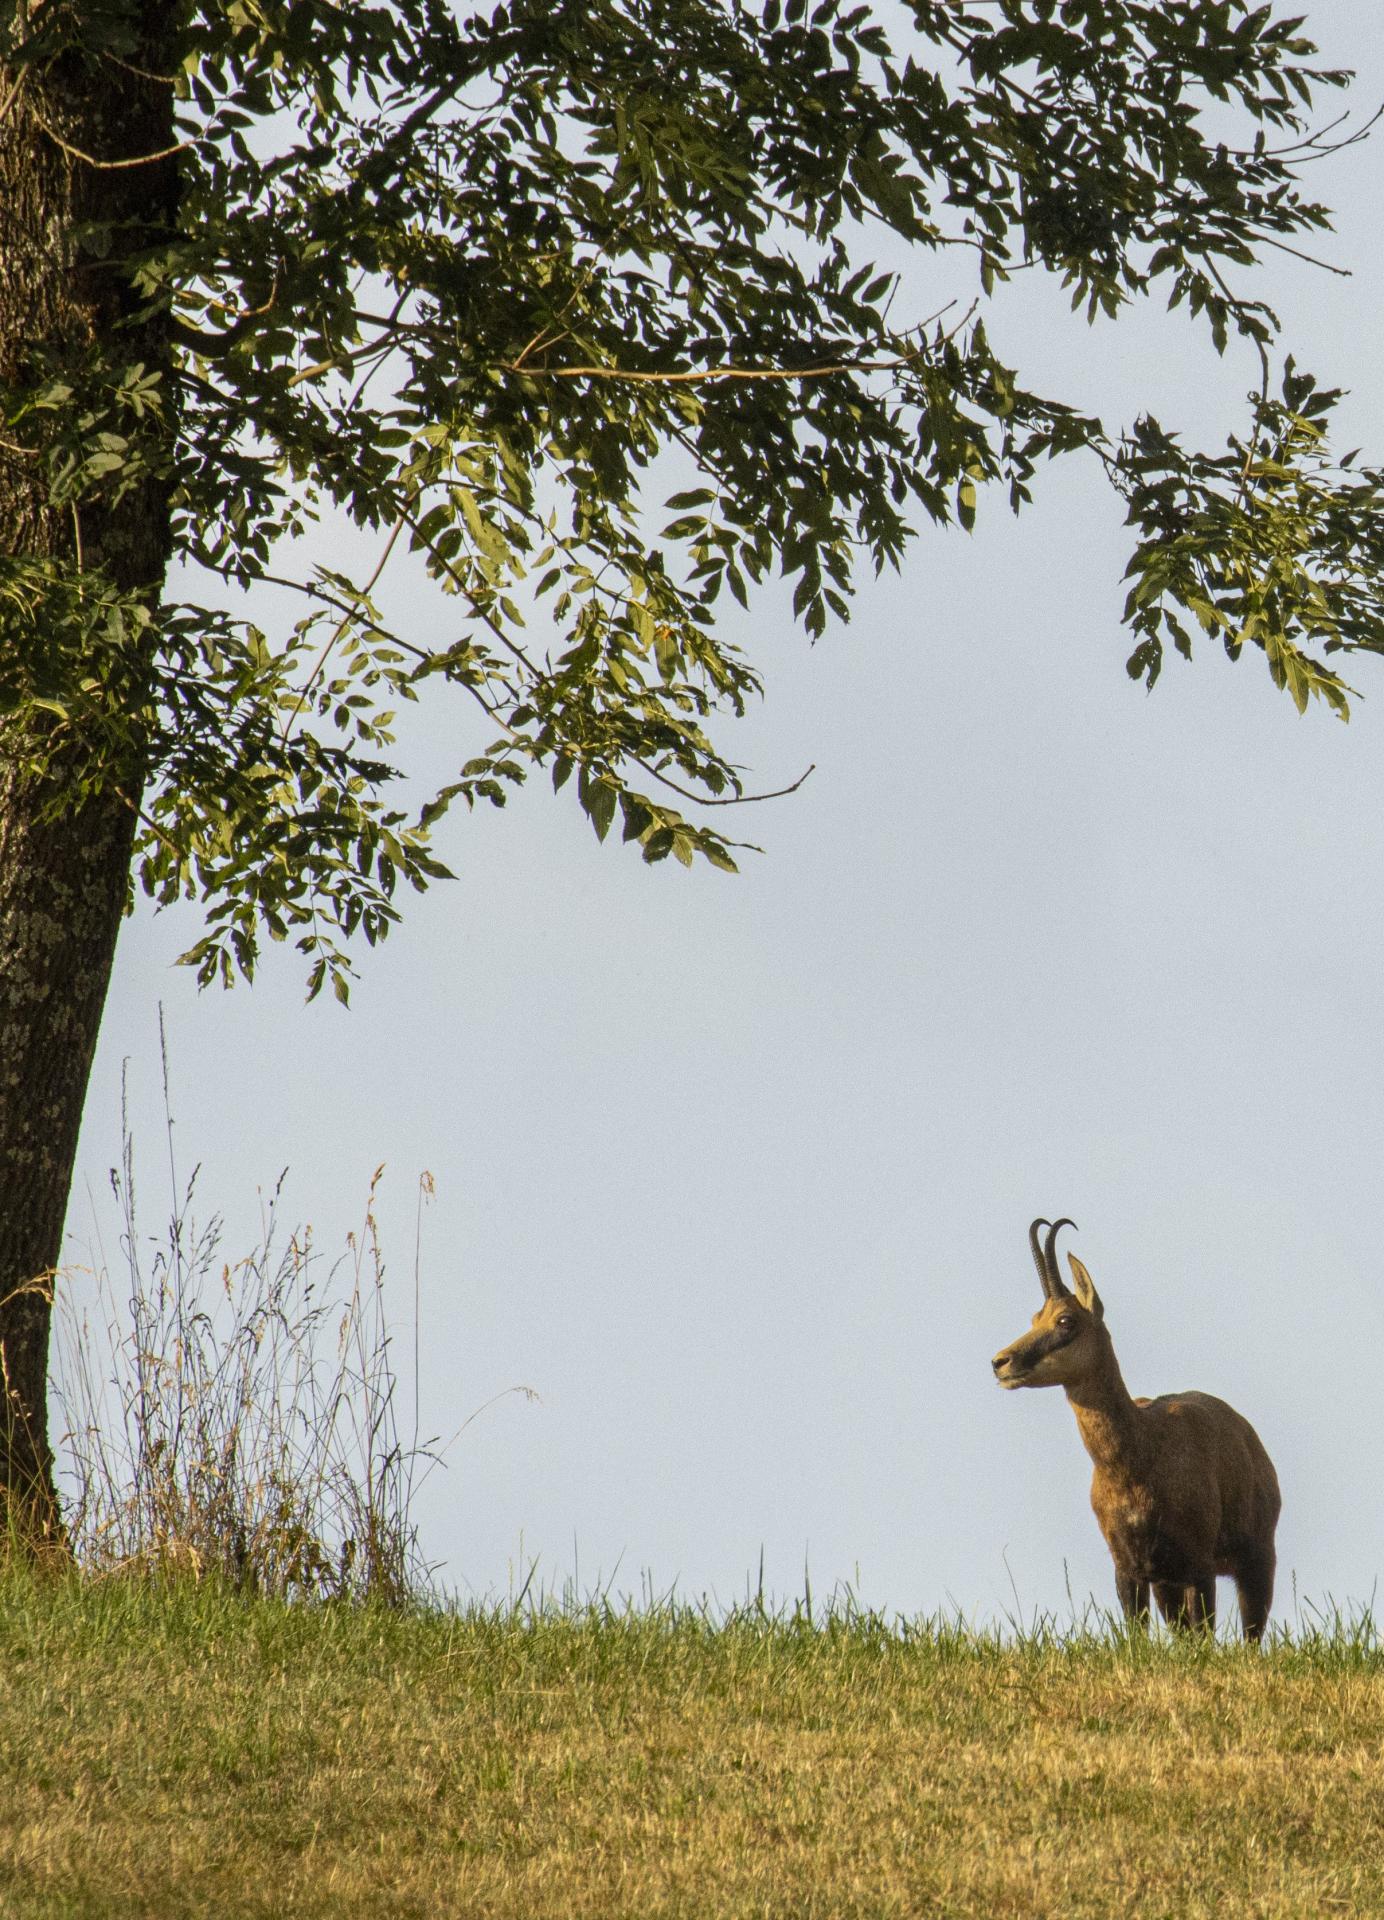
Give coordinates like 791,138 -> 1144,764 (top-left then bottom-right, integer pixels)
991,1219 -> 1281,1640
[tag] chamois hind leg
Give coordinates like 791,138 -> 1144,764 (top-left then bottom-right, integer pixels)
1154,1579 -> 1216,1634
1189,1575 -> 1216,1633
1234,1549 -> 1275,1644
1115,1570 -> 1150,1629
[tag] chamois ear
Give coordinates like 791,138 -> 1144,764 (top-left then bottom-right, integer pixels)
1067,1253 -> 1104,1320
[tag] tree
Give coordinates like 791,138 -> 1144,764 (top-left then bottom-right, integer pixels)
3,0 -> 1384,1534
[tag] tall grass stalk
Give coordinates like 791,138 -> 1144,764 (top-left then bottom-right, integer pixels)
53,1131 -> 437,1604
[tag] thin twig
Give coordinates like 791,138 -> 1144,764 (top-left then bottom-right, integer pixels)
395,501 -> 544,682
1225,104 -> 1384,166
634,756 -> 815,807
0,66 -> 27,127
345,289 -> 412,414
100,50 -> 181,85
29,106 -> 187,169
181,273 -> 281,331
499,351 -> 932,386
112,783 -> 185,862
286,341 -> 390,389
278,513 -> 407,745
1256,234 -> 1351,279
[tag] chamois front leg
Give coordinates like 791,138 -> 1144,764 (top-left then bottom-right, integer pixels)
1191,1576 -> 1216,1633
1115,1569 -> 1150,1628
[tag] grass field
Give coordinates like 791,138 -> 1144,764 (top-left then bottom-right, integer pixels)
1,1574 -> 1382,1918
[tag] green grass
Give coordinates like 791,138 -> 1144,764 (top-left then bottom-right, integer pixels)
2,1575 -> 1384,1917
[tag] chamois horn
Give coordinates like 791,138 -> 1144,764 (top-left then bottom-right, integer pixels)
1043,1217 -> 1078,1299
1028,1218 -> 1055,1297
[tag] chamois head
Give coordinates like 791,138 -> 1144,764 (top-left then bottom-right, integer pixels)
991,1218 -> 1109,1392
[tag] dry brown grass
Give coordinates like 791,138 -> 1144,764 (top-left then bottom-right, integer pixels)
0,1581 -> 1382,1918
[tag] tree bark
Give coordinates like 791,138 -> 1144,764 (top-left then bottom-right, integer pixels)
0,766 -> 140,1534
0,3 -> 176,1538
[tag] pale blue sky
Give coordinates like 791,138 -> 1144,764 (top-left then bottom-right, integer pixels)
60,0 -> 1384,1625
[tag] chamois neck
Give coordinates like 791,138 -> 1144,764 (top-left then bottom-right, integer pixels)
1063,1346 -> 1147,1475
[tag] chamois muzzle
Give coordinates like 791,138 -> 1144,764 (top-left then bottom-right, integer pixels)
991,1343 -> 1033,1388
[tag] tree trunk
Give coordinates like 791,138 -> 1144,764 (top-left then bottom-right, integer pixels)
0,769 -> 140,1535
0,3 -> 176,1538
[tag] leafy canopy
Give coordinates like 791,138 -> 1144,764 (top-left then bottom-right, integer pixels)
4,0 -> 1383,998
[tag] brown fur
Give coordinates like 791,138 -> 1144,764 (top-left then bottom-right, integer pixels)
991,1220 -> 1281,1641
